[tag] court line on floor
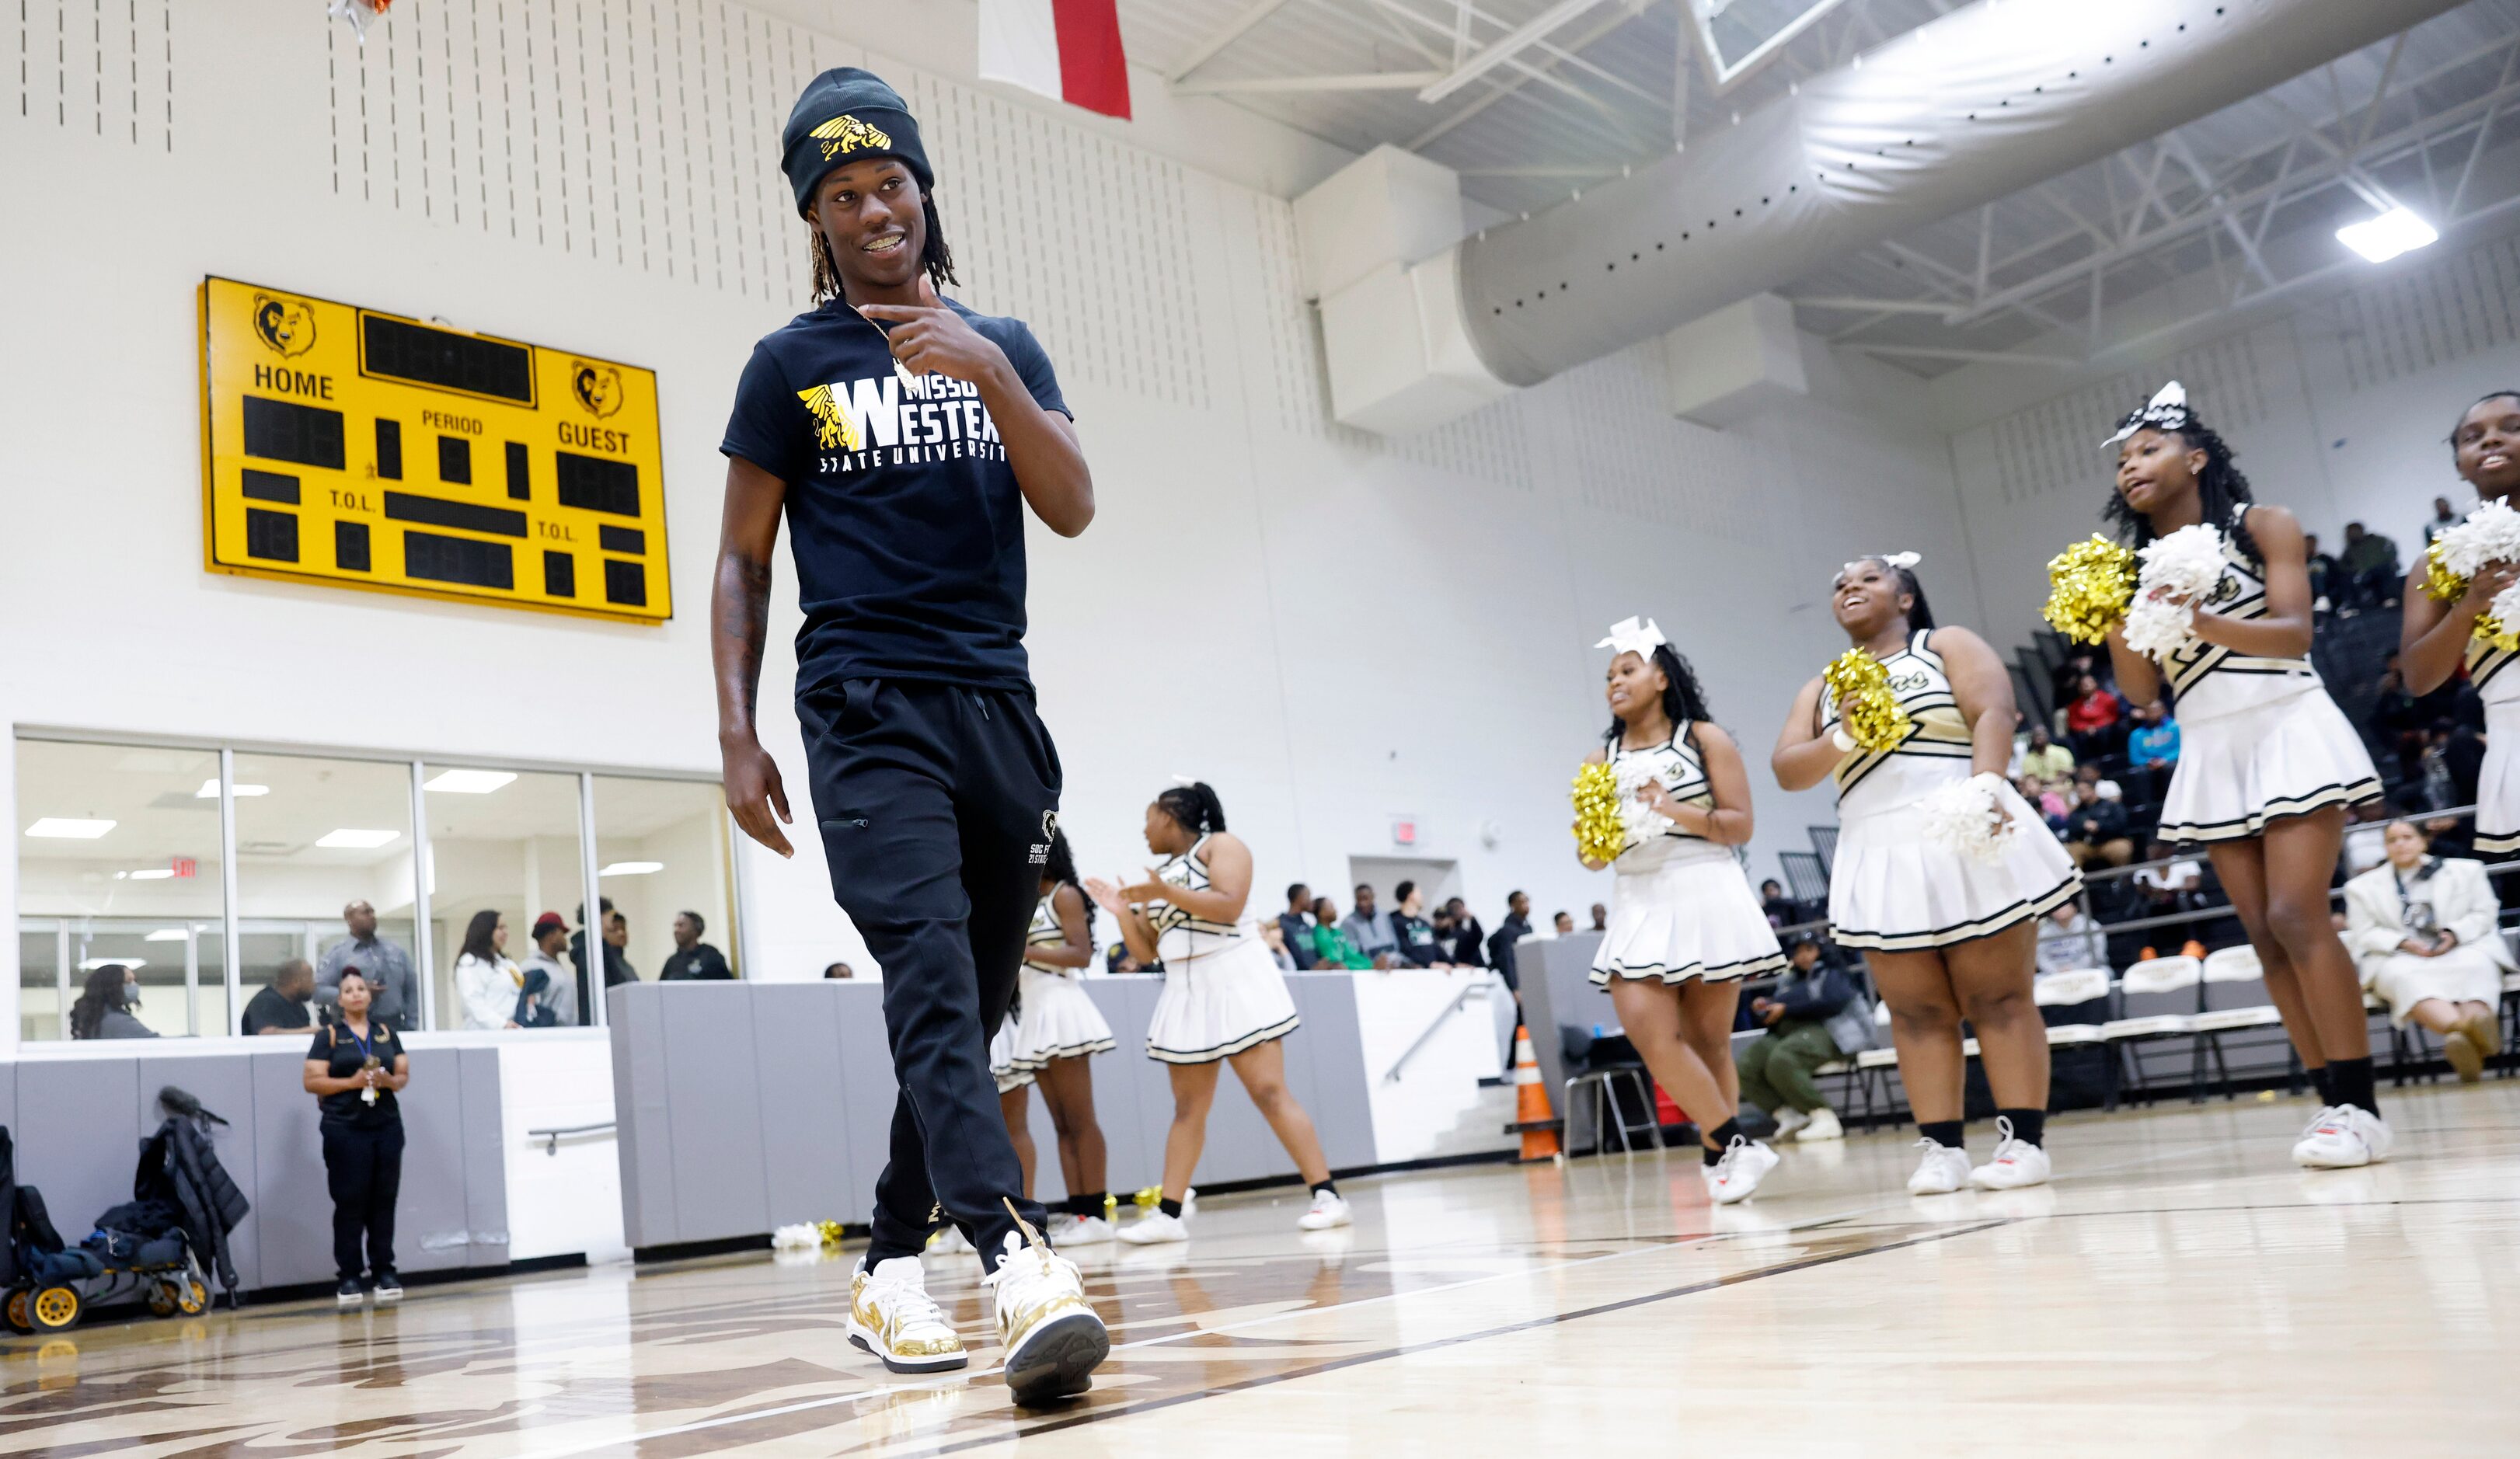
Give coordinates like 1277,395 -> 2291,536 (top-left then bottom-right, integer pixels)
512,1132 -> 2215,1458
928,1218 -> 2019,1454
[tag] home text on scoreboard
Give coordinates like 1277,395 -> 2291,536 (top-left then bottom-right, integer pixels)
198,277 -> 671,624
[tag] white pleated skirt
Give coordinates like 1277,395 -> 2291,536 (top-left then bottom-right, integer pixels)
2475,697 -> 2520,855
1011,964 -> 1116,1065
989,1019 -> 1036,1095
2367,944 -> 2505,1025
1145,938 -> 1302,1065
1829,778 -> 2082,952
1591,847 -> 1786,987
2157,682 -> 2380,844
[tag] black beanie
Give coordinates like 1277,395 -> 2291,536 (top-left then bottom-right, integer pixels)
782,67 -> 931,217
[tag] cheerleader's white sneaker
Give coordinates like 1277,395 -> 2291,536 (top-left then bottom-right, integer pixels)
1706,1137 -> 1779,1205
1296,1189 -> 1352,1231
1117,1210 -> 1189,1245
2293,1105 -> 2393,1168
1906,1139 -> 1973,1195
1968,1120 -> 2051,1190
1054,1214 -> 1115,1245
1796,1107 -> 1845,1142
848,1256 -> 968,1374
986,1230 -> 1107,1405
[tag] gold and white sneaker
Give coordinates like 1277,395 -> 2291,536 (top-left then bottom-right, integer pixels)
848,1256 -> 967,1374
986,1226 -> 1109,1405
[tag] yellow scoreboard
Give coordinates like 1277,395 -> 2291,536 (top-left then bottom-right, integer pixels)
199,277 -> 671,623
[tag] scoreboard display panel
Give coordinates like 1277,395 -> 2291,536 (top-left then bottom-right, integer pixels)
199,277 -> 670,623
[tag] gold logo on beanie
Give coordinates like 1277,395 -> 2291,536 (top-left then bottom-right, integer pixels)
810,114 -> 893,162
796,383 -> 863,453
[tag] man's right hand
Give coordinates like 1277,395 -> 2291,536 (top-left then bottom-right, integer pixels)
721,737 -> 796,858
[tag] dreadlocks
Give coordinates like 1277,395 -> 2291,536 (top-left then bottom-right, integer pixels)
2105,418 -> 2260,566
806,190 -> 959,304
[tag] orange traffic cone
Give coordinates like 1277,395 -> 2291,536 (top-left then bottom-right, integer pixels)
1506,1024 -> 1561,1163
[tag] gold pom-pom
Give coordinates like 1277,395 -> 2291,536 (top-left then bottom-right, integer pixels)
2480,612 -> 2520,653
817,1219 -> 846,1248
1824,649 -> 1912,753
1571,761 -> 1625,865
1133,1186 -> 1163,1210
2041,535 -> 2136,645
2424,538 -> 2468,604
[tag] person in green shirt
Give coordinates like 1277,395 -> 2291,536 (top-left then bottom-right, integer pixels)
1309,896 -> 1373,970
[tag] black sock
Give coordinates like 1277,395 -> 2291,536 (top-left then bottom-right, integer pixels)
1703,1117 -> 1742,1166
1158,1197 -> 1183,1220
2309,1064 -> 2334,1104
1919,1119 -> 1965,1150
1068,1192 -> 1108,1217
1997,1108 -> 2047,1148
1309,1179 -> 1339,1199
2327,1057 -> 2379,1116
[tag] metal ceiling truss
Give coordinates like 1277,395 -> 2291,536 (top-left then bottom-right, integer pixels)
1804,25 -> 2520,364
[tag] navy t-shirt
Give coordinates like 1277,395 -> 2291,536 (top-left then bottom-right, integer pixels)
720,298 -> 1068,694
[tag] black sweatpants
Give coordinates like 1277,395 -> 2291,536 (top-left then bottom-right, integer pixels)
800,677 -> 1062,1269
321,1119 -> 403,1282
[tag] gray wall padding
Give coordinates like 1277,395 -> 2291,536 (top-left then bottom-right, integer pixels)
609,974 -> 1383,1248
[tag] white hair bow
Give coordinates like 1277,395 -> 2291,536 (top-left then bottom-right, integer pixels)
2103,380 -> 2192,446
1842,552 -> 1921,576
1595,616 -> 1668,659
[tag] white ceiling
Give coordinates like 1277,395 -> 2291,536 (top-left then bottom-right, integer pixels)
1121,0 -> 2520,374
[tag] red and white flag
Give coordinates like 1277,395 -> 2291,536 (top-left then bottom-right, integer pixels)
978,0 -> 1132,120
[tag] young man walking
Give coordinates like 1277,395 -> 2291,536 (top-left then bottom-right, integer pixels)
711,68 -> 1106,1405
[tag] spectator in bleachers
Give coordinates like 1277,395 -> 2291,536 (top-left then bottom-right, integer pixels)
2125,702 -> 2180,799
2336,521 -> 2401,611
2303,532 -> 2338,615
1256,915 -> 1300,973
2344,818 -> 2511,1081
2445,718 -> 2486,809
2423,813 -> 2475,861
2370,655 -> 2457,787
1340,885 -> 1402,966
1389,882 -> 1453,968
2018,723 -> 2075,782
1588,903 -> 1608,933
1308,896 -> 1375,970
2034,901 -> 2107,976
1735,939 -> 1869,1144
1758,879 -> 1796,928
70,963 -> 155,1039
660,912 -> 733,981
2022,775 -> 2072,834
2417,722 -> 2458,811
242,958 -> 317,1036
2130,847 -> 2206,955
1552,911 -> 1576,935
1276,883 -> 1320,971
1487,891 -> 1533,991
2063,781 -> 2136,870
2421,495 -> 2461,547
2064,674 -> 2127,762
1442,897 -> 1487,966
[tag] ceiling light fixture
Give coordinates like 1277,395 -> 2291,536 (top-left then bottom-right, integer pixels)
599,861 -> 664,876
195,779 -> 270,799
316,828 -> 400,849
2336,206 -> 2437,264
145,928 -> 190,942
423,768 -> 518,795
124,868 -> 177,880
26,818 -> 115,839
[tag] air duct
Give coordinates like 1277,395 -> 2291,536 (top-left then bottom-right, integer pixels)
1316,0 -> 2462,432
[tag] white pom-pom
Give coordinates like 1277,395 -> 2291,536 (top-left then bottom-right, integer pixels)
1611,757 -> 1673,845
2493,578 -> 2520,629
2123,523 -> 2226,659
1919,773 -> 2020,865
771,1222 -> 821,1252
2440,500 -> 2520,580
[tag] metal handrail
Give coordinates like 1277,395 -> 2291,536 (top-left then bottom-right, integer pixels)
1382,971 -> 1497,1085
527,1120 -> 615,1155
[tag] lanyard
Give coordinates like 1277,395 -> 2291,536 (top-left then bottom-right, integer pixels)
346,1020 -> 377,1066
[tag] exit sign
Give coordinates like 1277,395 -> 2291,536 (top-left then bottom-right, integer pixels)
171,857 -> 198,879
1391,817 -> 1418,848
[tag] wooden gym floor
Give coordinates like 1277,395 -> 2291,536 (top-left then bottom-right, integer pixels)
5,1080 -> 2515,1457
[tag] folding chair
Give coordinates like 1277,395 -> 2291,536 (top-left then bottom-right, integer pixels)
2036,966 -> 2114,1107
1807,825 -> 1839,867
1778,850 -> 1831,917
2193,945 -> 2287,1099
2103,956 -> 2202,1104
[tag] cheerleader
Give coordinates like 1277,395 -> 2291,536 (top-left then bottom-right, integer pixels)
1773,555 -> 2079,1194
2400,390 -> 2520,851
1008,831 -> 1119,1243
1084,782 -> 1349,1242
1581,618 -> 1785,1203
2100,383 -> 2387,1168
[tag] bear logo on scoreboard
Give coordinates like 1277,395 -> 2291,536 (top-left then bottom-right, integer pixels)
251,294 -> 317,358
809,113 -> 892,161
571,361 -> 624,420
